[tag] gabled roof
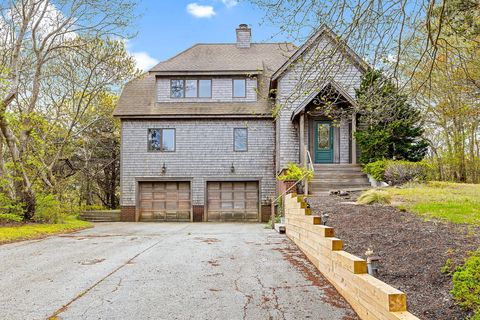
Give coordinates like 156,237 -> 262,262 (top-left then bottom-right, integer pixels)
150,43 -> 296,75
271,25 -> 369,81
290,80 -> 358,120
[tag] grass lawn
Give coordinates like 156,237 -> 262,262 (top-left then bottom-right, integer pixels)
384,181 -> 480,225
0,216 -> 92,244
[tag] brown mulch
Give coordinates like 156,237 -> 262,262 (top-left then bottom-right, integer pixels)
307,193 -> 480,320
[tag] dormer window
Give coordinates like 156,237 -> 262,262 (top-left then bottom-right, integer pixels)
171,79 -> 212,98
233,79 -> 246,98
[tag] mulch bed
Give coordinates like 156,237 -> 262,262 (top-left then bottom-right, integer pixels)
308,193 -> 480,320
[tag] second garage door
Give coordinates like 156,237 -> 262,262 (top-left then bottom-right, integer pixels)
207,181 -> 259,222
139,181 -> 191,222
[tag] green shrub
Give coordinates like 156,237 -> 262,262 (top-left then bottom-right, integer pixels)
357,189 -> 392,205
384,161 -> 431,185
0,213 -> 23,223
0,191 -> 24,216
34,194 -> 68,224
451,250 -> 480,319
363,160 -> 389,181
278,163 -> 314,181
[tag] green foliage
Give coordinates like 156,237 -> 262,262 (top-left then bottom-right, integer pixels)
355,69 -> 428,164
363,160 -> 390,181
441,258 -> 455,275
0,216 -> 92,244
0,213 -> 23,223
384,161 -> 431,185
357,189 -> 392,205
265,214 -> 281,229
278,163 -> 314,181
363,160 -> 431,185
34,194 -> 68,224
451,250 -> 480,318
0,191 -> 25,217
385,182 -> 480,225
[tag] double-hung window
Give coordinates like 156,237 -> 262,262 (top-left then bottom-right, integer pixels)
171,79 -> 211,98
148,129 -> 175,152
234,128 -> 248,152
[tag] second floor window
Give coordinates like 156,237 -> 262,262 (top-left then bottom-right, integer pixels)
233,79 -> 246,98
171,79 -> 212,98
148,128 -> 175,152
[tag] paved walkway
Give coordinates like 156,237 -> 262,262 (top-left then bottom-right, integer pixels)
0,223 -> 357,319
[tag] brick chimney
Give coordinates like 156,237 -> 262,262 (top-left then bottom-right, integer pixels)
236,24 -> 251,48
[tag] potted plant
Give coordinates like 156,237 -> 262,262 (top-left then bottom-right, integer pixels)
277,163 -> 314,194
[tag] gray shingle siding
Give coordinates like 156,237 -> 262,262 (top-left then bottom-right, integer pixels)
156,78 -> 257,103
120,119 -> 275,206
275,37 -> 363,169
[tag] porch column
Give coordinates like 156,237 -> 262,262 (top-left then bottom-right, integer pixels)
299,112 -> 305,166
351,112 -> 357,164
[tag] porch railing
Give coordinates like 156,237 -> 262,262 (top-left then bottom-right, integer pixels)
270,147 -> 315,229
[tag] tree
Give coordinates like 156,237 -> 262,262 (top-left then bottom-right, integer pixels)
0,0 -> 137,219
402,0 -> 480,182
355,69 -> 429,163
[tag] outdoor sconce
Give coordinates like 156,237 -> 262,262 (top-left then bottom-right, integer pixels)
365,248 -> 380,276
230,162 -> 235,173
161,162 -> 167,174
321,212 -> 329,225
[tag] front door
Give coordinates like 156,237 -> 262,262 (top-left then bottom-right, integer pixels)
314,121 -> 334,163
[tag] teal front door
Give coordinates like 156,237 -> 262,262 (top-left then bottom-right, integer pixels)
314,121 -> 334,163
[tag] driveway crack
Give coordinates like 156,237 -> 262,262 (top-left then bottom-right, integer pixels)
47,225 -> 190,319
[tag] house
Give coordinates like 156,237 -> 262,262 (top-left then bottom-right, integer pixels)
114,24 -> 371,222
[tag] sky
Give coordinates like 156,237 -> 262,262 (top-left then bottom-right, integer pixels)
127,0 -> 288,70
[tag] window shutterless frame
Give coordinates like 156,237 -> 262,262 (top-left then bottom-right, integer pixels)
198,79 -> 212,98
170,79 -> 185,98
233,128 -> 248,152
147,128 -> 176,152
232,79 -> 247,98
170,79 -> 212,98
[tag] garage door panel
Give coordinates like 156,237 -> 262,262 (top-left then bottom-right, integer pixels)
139,181 -> 191,222
207,181 -> 259,222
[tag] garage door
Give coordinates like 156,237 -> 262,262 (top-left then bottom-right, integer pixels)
139,181 -> 191,222
207,181 -> 259,221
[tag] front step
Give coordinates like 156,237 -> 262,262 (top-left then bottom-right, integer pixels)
309,164 -> 371,193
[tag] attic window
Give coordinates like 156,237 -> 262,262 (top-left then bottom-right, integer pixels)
171,80 -> 184,98
171,79 -> 212,98
233,79 -> 246,98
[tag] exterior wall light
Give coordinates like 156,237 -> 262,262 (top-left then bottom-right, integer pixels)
161,162 -> 167,174
230,163 -> 235,173
365,248 -> 380,276
321,213 -> 329,225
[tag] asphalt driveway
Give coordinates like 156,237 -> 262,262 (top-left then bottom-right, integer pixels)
0,223 -> 357,320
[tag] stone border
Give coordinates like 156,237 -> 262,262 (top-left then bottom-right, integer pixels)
284,194 -> 419,320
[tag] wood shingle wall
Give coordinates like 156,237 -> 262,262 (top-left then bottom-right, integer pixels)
120,119 -> 276,207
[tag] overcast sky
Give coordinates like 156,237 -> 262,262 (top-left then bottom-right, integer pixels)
128,0 -> 288,70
